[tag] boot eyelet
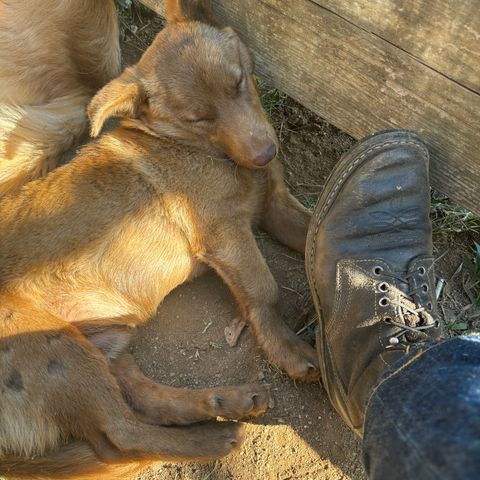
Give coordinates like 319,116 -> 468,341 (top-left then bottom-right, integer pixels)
384,316 -> 392,323
379,297 -> 389,307
418,266 -> 426,275
389,337 -> 399,345
422,284 -> 429,292
373,266 -> 384,275
426,302 -> 433,312
378,282 -> 389,292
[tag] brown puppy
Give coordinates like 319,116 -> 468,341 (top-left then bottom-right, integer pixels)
0,0 -> 319,478
0,0 -> 121,198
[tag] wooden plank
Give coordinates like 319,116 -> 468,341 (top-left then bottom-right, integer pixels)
316,0 -> 480,93
140,0 -> 480,215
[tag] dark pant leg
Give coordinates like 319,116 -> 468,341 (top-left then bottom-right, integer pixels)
363,336 -> 480,480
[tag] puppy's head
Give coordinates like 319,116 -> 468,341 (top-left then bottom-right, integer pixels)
88,0 -> 278,168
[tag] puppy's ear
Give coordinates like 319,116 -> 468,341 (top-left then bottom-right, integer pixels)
166,0 -> 218,26
222,26 -> 255,73
88,69 -> 145,137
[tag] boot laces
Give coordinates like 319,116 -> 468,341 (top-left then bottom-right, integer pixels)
376,267 -> 439,348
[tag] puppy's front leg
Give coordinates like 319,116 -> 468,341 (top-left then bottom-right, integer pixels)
260,160 -> 312,254
261,189 -> 312,254
200,224 -> 319,382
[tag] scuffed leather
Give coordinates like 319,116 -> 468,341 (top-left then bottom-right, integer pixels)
306,130 -> 441,435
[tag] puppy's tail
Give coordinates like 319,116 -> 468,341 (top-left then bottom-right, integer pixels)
0,91 -> 90,198
1,440 -> 151,480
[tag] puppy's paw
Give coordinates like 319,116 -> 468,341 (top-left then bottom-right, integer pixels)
269,338 -> 320,382
191,422 -> 245,459
207,384 -> 270,419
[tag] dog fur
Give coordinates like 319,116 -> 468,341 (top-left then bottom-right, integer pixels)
0,0 -> 121,198
0,0 -> 319,478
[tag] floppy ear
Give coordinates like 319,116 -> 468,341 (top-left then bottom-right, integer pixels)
222,26 -> 255,72
88,69 -> 145,137
166,0 -> 218,26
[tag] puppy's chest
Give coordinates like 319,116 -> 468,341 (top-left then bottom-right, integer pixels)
168,159 -> 267,219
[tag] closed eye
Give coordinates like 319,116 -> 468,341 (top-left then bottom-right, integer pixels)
234,72 -> 246,94
236,73 -> 245,90
184,116 -> 214,124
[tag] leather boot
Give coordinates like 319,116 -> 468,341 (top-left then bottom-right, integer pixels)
305,129 -> 441,436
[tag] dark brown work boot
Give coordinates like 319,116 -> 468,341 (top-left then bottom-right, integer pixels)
305,129 -> 441,436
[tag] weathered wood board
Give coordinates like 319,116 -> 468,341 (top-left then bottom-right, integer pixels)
139,0 -> 480,215
317,0 -> 480,93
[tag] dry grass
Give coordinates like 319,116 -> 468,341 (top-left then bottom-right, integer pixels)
258,80 -> 288,118
431,190 -> 480,237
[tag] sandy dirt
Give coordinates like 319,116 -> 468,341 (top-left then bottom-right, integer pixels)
114,5 -> 479,479
132,242 -> 365,480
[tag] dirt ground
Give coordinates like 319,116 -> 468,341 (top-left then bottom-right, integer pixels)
117,5 -> 479,480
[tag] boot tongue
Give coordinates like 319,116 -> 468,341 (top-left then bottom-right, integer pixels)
390,259 -> 436,342
401,304 -> 427,342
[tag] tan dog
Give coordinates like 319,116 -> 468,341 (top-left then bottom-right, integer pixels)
0,0 -> 121,198
0,0 -> 319,478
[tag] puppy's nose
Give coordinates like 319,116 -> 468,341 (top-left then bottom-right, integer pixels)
253,142 -> 277,166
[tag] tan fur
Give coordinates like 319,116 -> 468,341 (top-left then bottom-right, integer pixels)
0,0 -> 121,198
0,0 -> 319,478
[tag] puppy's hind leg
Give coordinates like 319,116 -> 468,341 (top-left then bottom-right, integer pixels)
56,326 -> 244,461
1,312 -> 243,473
77,322 -> 269,426
110,353 -> 270,425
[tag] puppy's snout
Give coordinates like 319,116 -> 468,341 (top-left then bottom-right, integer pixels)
253,141 -> 277,167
